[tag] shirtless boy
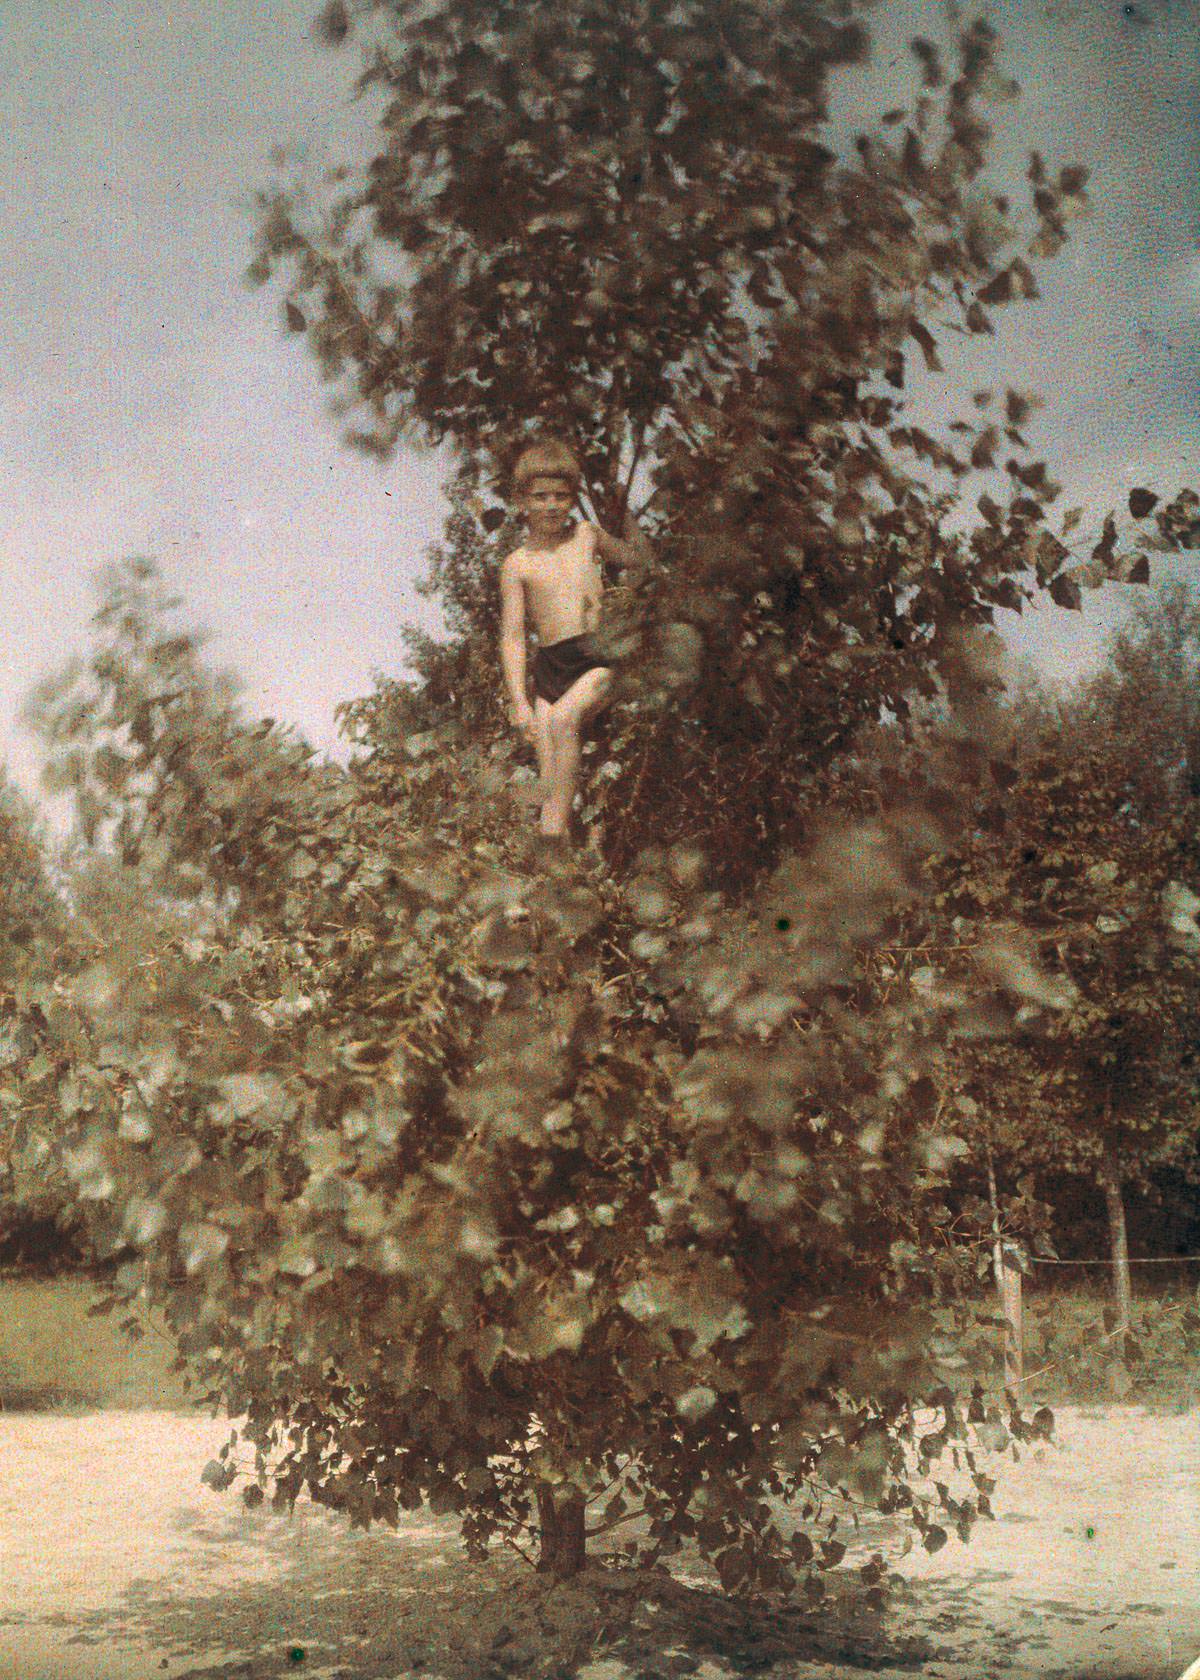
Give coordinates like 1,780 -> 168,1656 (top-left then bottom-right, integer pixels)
499,438 -> 641,840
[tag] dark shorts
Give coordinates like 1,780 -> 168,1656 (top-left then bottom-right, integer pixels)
531,635 -> 611,705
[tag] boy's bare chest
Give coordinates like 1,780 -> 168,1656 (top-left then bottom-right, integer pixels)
525,549 -> 600,600
522,530 -> 602,629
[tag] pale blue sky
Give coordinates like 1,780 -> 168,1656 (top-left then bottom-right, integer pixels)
0,0 -> 449,796
0,0 -> 1197,802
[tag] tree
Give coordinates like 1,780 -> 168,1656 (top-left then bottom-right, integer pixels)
0,774 -> 84,1268
1067,579 -> 1200,1323
893,587 -> 1200,1363
28,3 -> 1200,1604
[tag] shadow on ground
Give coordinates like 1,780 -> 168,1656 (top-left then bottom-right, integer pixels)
21,1494 -> 1171,1680
21,1499 -> 957,1680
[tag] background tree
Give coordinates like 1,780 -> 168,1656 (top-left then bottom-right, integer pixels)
885,579 -> 1200,1360
0,775 -> 83,1269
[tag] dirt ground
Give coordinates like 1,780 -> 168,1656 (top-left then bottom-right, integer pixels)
2,1404 -> 1199,1680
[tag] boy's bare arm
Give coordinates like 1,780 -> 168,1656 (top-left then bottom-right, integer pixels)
593,516 -> 651,575
499,553 -> 534,732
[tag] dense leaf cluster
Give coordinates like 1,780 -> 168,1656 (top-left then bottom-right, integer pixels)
23,558 -> 1065,1588
0,777 -> 83,1261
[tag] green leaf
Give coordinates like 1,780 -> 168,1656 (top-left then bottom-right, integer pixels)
1048,573 -> 1082,611
202,1459 -> 237,1492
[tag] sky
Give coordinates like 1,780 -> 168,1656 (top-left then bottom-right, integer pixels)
0,0 -> 1197,807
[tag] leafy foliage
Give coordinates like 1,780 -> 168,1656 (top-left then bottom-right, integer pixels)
257,0 -> 1184,881
871,582 -> 1200,1258
0,776 -> 84,1264
25,559 -> 1064,1590
1024,1282 -> 1200,1406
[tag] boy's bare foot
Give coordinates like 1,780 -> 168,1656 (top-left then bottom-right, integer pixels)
538,797 -> 573,839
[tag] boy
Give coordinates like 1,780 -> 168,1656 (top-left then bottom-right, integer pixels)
499,438 -> 643,841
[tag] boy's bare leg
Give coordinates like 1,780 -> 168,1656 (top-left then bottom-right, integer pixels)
531,698 -> 555,808
540,668 -> 612,838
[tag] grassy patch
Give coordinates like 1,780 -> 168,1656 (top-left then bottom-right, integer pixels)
6,1272 -> 1197,1420
1020,1281 -> 1200,1407
0,1275 -> 196,1412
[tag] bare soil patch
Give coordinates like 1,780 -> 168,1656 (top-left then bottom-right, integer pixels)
2,1406 -> 1199,1680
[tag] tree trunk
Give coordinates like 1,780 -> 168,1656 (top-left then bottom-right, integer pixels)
986,1148 -> 1024,1395
537,1485 -> 587,1577
1102,1159 -> 1133,1367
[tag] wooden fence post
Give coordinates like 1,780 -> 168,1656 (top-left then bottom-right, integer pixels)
1101,1154 -> 1132,1367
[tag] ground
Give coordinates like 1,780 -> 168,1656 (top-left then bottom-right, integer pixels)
3,1402 -> 1199,1680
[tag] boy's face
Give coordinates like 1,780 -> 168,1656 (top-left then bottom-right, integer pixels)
520,476 -> 575,540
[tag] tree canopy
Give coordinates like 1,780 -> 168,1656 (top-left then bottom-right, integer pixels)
936,582 -> 1200,1201
251,0 -> 1185,882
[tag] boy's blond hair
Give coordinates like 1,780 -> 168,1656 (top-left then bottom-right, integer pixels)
511,437 -> 582,498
